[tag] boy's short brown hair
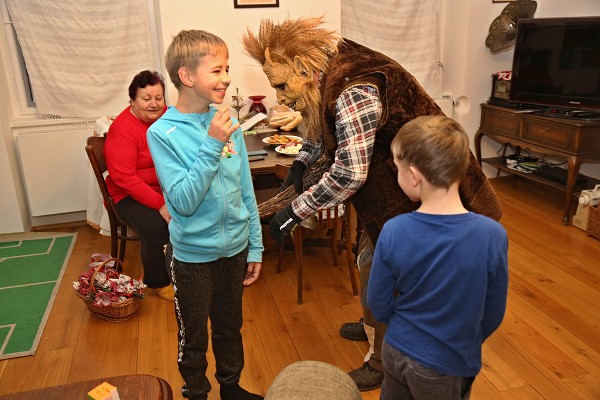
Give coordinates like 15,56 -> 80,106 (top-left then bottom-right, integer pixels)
165,30 -> 229,89
391,115 -> 470,189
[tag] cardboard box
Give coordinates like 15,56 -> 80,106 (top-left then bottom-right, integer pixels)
87,382 -> 120,400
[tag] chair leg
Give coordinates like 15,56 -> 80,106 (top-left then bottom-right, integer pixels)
275,246 -> 285,273
291,229 -> 303,304
118,226 -> 127,269
330,222 -> 339,267
117,239 -> 126,272
345,227 -> 358,296
110,228 -> 119,261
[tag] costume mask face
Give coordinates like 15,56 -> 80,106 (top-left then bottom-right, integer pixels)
262,49 -> 319,115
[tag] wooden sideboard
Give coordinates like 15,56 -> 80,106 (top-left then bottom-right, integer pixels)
475,104 -> 600,225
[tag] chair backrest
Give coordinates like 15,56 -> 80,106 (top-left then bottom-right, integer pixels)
86,136 -> 111,205
274,163 -> 290,181
85,136 -> 122,229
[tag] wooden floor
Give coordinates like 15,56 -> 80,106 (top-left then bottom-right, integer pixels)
0,176 -> 599,399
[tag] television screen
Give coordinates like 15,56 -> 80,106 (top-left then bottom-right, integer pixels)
510,16 -> 600,112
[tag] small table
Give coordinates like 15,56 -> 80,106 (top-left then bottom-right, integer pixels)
245,131 -> 295,192
0,374 -> 173,400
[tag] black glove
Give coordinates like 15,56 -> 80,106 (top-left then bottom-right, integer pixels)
270,204 -> 301,247
280,161 -> 306,194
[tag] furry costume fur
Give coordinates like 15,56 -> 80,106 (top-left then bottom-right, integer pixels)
320,39 -> 502,242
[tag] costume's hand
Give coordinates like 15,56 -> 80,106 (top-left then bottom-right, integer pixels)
208,106 -> 240,142
269,111 -> 302,131
280,161 -> 306,194
243,262 -> 261,286
270,204 -> 301,247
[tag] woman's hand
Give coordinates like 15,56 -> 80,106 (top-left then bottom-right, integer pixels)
208,106 -> 240,143
243,262 -> 261,286
159,204 -> 171,223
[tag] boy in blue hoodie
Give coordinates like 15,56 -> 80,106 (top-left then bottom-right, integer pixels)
367,116 -> 508,400
147,30 -> 263,400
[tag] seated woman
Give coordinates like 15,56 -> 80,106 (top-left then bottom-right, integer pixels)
104,70 -> 173,301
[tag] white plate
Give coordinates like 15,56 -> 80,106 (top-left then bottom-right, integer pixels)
275,144 -> 302,156
262,135 -> 303,146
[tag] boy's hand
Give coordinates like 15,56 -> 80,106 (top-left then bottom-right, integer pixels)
243,262 -> 261,286
159,204 -> 171,223
208,106 -> 240,142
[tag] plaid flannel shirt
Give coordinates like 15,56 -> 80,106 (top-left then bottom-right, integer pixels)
291,85 -> 382,220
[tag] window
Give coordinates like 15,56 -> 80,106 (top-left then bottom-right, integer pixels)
1,1 -> 36,114
1,0 -> 164,118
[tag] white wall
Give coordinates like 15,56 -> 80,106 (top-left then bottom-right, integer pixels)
0,13 -> 29,233
1,0 -> 599,233
0,123 -> 27,233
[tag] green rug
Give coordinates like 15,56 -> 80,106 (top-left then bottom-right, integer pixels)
0,232 -> 76,360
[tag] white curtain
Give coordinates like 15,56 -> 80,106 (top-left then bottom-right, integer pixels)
6,0 -> 155,120
341,0 -> 441,98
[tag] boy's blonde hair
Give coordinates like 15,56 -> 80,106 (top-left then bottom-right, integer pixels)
391,115 -> 470,189
165,30 -> 229,89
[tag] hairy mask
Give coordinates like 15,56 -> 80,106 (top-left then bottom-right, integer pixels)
242,16 -> 340,141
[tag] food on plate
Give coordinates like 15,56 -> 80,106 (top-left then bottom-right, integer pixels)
263,134 -> 302,145
276,142 -> 302,155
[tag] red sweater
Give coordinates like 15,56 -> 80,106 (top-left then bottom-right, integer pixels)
104,106 -> 166,210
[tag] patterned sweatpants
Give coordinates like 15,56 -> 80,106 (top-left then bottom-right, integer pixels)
169,248 -> 248,400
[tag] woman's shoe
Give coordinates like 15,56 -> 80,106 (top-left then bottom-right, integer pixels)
153,284 -> 174,301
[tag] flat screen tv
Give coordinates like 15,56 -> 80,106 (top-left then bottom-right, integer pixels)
510,16 -> 600,113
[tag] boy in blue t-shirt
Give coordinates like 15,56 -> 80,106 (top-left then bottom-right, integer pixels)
367,115 -> 508,400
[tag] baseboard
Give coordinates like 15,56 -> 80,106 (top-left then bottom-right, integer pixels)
31,211 -> 86,229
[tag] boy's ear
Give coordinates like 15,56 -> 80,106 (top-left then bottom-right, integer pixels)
178,67 -> 194,88
409,165 -> 421,187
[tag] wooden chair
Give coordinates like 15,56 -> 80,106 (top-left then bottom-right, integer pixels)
273,163 -> 358,304
85,136 -> 139,270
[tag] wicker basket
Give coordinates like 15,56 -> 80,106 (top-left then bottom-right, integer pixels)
586,204 -> 600,240
75,258 -> 142,322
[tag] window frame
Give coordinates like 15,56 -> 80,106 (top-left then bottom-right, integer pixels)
1,0 -> 36,116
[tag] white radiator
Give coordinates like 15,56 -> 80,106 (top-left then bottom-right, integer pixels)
16,127 -> 92,217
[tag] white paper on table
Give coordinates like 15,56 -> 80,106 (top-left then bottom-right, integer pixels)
240,112 -> 267,132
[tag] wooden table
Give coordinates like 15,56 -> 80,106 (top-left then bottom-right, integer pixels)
245,131 -> 295,194
0,374 -> 173,400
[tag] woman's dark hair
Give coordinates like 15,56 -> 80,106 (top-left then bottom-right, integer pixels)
128,70 -> 165,100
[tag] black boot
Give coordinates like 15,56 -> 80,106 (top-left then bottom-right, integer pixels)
348,362 -> 384,391
339,318 -> 368,341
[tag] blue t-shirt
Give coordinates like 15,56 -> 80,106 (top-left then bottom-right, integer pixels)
367,211 -> 508,377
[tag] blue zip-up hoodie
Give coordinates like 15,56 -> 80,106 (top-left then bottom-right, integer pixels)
147,105 -> 263,264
